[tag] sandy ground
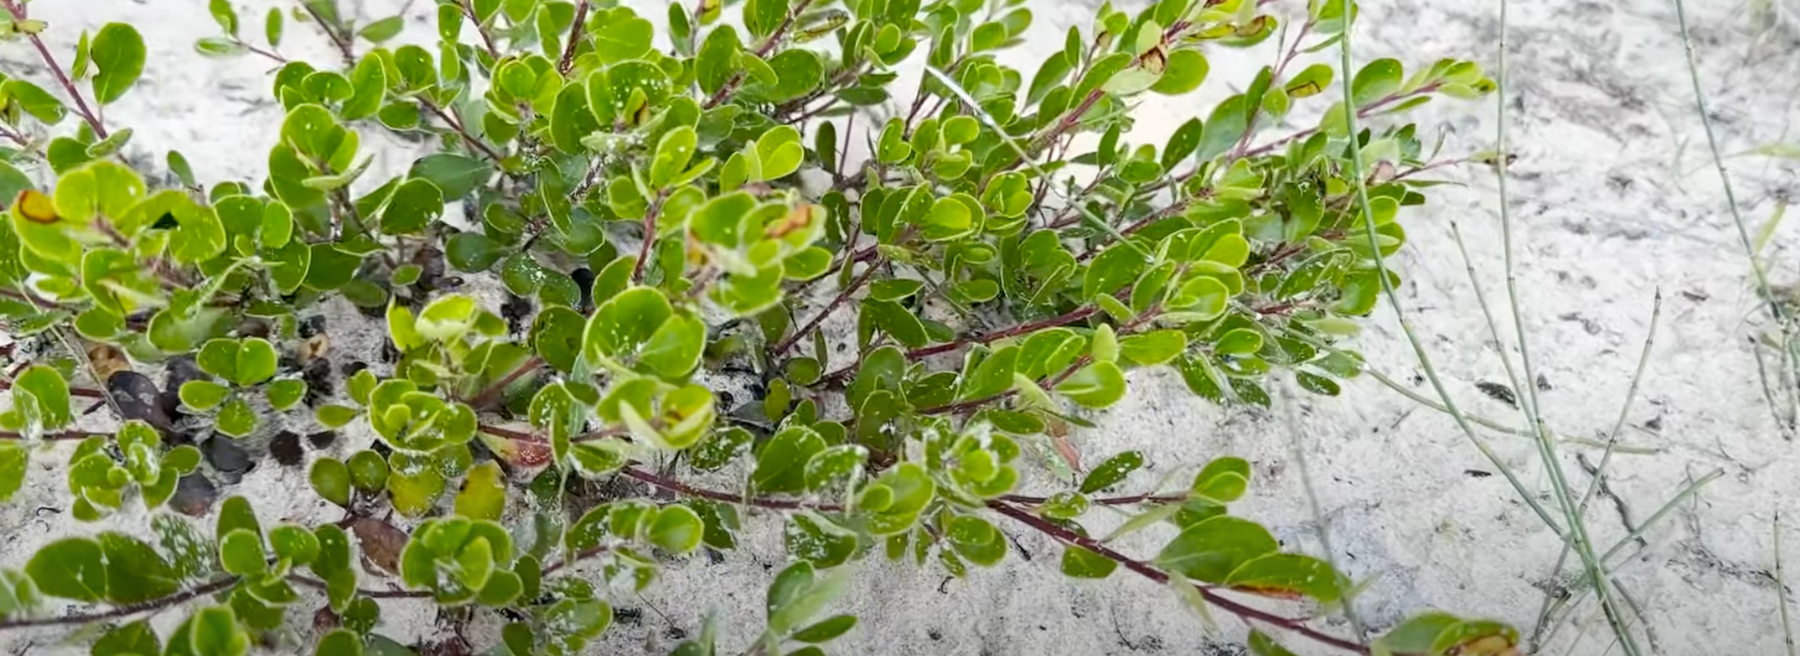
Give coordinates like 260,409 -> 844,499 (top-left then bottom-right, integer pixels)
3,0 -> 1799,654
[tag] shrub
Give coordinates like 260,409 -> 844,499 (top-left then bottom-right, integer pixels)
0,0 -> 1517,653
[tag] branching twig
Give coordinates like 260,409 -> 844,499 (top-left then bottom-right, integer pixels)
986,500 -> 1371,654
419,100 -> 507,167
772,261 -> 881,355
703,0 -> 814,109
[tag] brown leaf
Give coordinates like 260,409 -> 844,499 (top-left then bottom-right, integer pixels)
349,517 -> 408,576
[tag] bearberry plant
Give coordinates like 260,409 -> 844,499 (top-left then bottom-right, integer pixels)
0,0 -> 1520,653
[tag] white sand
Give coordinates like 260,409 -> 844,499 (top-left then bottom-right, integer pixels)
2,0 -> 1798,654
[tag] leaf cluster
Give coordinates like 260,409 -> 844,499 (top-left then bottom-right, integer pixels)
0,0 -> 1516,654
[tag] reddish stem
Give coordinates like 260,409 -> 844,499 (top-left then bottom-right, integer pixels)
773,262 -> 881,355
631,191 -> 670,282
469,356 -> 543,409
0,429 -> 111,441
420,100 -> 507,167
703,0 -> 813,109
558,0 -> 590,75
986,501 -> 1371,654
0,0 -> 107,139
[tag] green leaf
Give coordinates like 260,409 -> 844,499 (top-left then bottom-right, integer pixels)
348,450 -> 390,491
359,16 -> 405,42
695,27 -> 743,96
1225,553 -> 1343,601
209,0 -> 239,35
379,178 -> 445,234
1154,516 -> 1278,583
753,426 -> 826,494
341,56 -> 386,120
217,398 -> 258,438
100,533 -> 178,604
743,0 -> 791,38
860,299 -> 928,348
196,36 -> 247,57
0,444 -> 24,501
1352,58 -> 1404,106
178,380 -> 230,412
13,365 -> 72,430
647,505 -> 705,554
1119,330 -> 1187,365
1080,450 -> 1144,494
585,286 -> 673,363
1062,544 -> 1118,578
946,515 -> 1006,566
266,379 -> 306,410
755,125 -> 804,181
409,154 -> 491,200
266,8 -> 285,47
454,462 -> 506,521
189,605 -> 250,656
784,511 -> 856,567
791,614 -> 857,643
1150,48 -> 1208,95
219,529 -> 266,575
592,8 -> 654,62
1191,456 -> 1250,502
90,23 -> 147,104
94,621 -> 162,656
310,458 -> 352,506
3,80 -> 66,124
26,538 -> 106,602
650,127 -> 699,189
1284,63 -> 1333,98
315,630 -> 363,656
1054,361 -> 1127,408
639,314 -> 706,379
316,404 -> 359,428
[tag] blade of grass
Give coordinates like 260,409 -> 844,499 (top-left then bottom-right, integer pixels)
1528,291 -> 1662,646
1276,381 -> 1369,644
1672,0 -> 1800,434
1537,467 -> 1724,648
1274,326 -> 1661,453
1483,0 -> 1641,644
1780,513 -> 1797,656
1332,0 -> 1564,539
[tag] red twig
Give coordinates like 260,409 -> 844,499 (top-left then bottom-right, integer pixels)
986,501 -> 1371,654
631,191 -> 671,282
702,0 -> 813,109
0,429 -> 111,441
458,0 -> 504,60
469,356 -> 543,409
0,0 -> 107,139
419,100 -> 507,167
772,262 -> 881,355
298,0 -> 356,65
558,0 -> 590,75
